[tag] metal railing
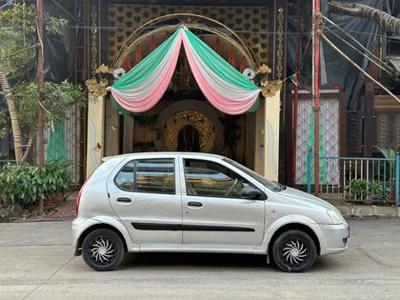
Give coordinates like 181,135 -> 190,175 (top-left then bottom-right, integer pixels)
306,150 -> 400,206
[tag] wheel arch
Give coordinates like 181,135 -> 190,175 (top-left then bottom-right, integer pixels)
75,223 -> 128,256
267,223 -> 321,257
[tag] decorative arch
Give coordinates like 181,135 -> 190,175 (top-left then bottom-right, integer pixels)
113,13 -> 259,69
111,27 -> 261,115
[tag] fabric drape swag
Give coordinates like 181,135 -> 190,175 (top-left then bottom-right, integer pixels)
111,27 -> 261,115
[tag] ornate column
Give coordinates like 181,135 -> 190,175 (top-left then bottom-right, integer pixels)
272,0 -> 288,182
86,94 -> 105,178
85,0 -> 108,178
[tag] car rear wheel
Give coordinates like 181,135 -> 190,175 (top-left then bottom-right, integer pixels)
272,229 -> 317,272
82,228 -> 125,271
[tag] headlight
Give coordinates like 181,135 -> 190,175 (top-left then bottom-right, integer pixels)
327,210 -> 344,225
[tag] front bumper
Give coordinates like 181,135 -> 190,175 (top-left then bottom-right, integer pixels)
314,223 -> 350,255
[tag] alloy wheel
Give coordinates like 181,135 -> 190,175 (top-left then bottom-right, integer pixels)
282,240 -> 308,265
272,229 -> 317,272
89,237 -> 116,264
82,228 -> 125,271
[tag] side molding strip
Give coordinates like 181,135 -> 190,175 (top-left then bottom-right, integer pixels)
132,223 -> 255,232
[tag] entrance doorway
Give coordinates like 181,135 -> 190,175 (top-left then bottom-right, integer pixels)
103,97 -> 256,168
86,14 -> 281,182
104,15 -> 260,167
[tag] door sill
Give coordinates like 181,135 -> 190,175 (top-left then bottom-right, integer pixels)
138,244 -> 263,254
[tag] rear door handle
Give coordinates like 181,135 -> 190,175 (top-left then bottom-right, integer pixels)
187,201 -> 203,207
116,197 -> 132,203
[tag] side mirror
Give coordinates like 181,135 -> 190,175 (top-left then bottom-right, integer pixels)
241,186 -> 267,200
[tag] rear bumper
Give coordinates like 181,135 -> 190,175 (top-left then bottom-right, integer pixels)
72,216 -> 100,256
314,223 -> 350,255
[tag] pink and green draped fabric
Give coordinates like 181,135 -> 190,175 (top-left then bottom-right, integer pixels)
111,27 -> 260,115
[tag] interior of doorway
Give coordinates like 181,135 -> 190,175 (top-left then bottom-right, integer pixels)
177,125 -> 200,152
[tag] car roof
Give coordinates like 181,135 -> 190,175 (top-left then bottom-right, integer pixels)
102,152 -> 225,162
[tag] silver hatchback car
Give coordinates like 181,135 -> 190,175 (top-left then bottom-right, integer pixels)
73,152 -> 349,272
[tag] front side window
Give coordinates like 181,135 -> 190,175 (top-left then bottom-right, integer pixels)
184,159 -> 256,198
114,158 -> 175,194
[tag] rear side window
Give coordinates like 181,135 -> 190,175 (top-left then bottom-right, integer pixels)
114,158 -> 175,194
114,161 -> 135,191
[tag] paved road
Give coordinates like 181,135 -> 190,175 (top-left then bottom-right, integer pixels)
0,219 -> 400,299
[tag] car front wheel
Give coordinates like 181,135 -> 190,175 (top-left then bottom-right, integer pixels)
272,229 -> 317,272
81,228 -> 125,271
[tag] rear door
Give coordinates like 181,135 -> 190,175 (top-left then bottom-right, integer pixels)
108,157 -> 182,245
180,157 -> 265,247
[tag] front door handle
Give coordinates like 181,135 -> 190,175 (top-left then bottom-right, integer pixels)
187,201 -> 203,207
116,197 -> 132,203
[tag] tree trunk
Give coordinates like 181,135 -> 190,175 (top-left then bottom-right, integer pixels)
329,1 -> 400,35
20,136 -> 33,163
0,67 -> 23,162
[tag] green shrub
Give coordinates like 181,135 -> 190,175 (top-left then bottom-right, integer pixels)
0,161 -> 71,206
345,179 -> 388,204
369,180 -> 389,204
346,179 -> 369,200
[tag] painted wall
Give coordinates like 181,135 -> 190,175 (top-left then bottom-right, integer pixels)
254,92 -> 280,181
86,95 -> 105,177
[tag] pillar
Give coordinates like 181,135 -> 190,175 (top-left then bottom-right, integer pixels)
104,97 -> 120,156
86,94 -> 105,178
123,115 -> 134,153
254,92 -> 281,181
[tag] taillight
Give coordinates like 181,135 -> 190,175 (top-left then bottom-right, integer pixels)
76,187 -> 83,215
76,177 -> 90,215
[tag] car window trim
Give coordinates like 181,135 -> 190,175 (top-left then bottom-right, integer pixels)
132,160 -> 137,192
182,158 -> 265,201
113,157 -> 177,195
113,160 -> 135,192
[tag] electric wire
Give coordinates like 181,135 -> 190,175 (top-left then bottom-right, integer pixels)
324,26 -> 394,75
322,14 -> 391,69
322,32 -> 400,104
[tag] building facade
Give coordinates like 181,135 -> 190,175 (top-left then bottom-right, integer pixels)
81,0 -> 289,181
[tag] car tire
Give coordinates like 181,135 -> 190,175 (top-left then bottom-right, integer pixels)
272,229 -> 317,272
82,228 -> 125,271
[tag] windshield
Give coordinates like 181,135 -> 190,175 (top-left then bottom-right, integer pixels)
223,158 -> 284,192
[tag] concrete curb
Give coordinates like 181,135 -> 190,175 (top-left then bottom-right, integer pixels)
335,205 -> 400,218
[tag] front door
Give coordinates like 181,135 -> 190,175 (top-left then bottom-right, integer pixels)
181,157 -> 265,247
108,157 -> 182,245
